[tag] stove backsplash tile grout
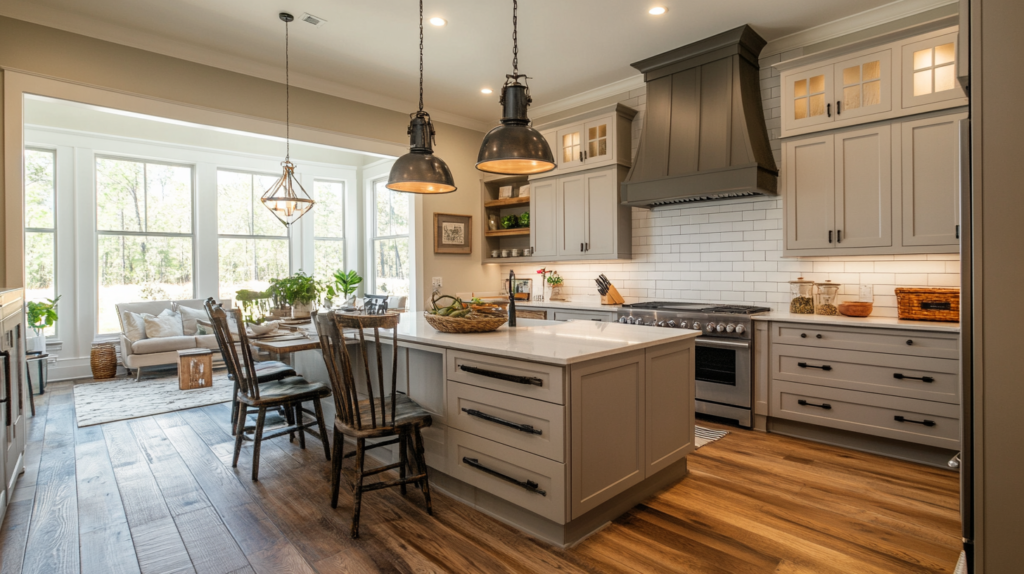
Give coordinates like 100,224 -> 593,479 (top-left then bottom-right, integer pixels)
501,48 -> 960,318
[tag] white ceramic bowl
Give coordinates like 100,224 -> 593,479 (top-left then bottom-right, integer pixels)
248,321 -> 278,335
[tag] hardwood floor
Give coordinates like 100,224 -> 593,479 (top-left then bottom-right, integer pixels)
0,380 -> 961,573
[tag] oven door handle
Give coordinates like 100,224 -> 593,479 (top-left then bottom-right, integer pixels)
694,337 -> 751,350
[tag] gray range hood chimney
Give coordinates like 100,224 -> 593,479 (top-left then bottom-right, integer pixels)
622,25 -> 778,208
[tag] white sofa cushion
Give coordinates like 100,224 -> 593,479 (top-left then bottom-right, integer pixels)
178,305 -> 207,336
143,309 -> 183,338
195,334 -> 220,350
131,335 -> 196,355
122,311 -> 149,342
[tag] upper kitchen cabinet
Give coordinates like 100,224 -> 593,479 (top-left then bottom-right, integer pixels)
899,112 -> 965,248
553,165 -> 631,260
778,26 -> 967,138
535,104 -> 637,178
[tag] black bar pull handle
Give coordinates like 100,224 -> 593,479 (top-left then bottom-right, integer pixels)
798,399 -> 832,410
837,230 -> 842,243
579,151 -> 583,163
580,243 -> 584,252
828,230 -> 833,243
894,415 -> 936,427
837,101 -> 841,115
462,408 -> 542,435
0,351 -> 10,427
894,373 -> 935,383
459,364 -> 543,386
827,103 -> 832,117
462,457 -> 547,495
798,362 -> 832,371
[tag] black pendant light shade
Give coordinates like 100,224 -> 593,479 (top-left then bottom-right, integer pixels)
476,81 -> 555,174
387,0 -> 457,194
476,0 -> 555,176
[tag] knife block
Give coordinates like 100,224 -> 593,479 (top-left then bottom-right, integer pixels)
601,284 -> 626,305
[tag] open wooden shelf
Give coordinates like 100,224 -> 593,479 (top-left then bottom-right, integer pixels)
485,228 -> 530,237
484,196 -> 531,209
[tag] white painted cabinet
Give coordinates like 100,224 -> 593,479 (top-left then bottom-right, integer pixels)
534,165 -> 631,262
834,50 -> 892,122
530,179 -> 557,257
834,125 -> 892,248
784,134 -> 835,251
900,31 -> 964,110
782,64 -> 835,133
536,104 -> 636,177
899,112 -> 964,247
556,174 -> 587,256
583,170 -> 617,257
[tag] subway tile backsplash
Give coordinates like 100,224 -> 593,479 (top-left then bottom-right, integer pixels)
501,49 -> 959,317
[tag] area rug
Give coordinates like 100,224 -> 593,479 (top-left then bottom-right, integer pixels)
695,425 -> 729,449
74,371 -> 234,427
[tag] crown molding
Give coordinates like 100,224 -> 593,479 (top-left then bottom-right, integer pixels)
760,0 -> 958,58
530,75 -> 646,120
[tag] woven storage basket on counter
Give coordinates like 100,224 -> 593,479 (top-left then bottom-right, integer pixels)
90,343 -> 118,380
894,288 -> 960,322
423,312 -> 508,333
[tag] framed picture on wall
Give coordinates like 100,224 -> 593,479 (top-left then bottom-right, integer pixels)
433,213 -> 472,254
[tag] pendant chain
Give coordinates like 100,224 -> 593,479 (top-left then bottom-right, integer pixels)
285,17 -> 291,161
419,0 -> 424,113
512,0 -> 518,77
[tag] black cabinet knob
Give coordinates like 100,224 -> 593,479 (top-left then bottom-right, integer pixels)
906,339 -> 914,346
800,333 -> 807,338
816,334 -> 823,339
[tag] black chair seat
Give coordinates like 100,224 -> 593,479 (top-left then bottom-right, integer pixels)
255,363 -> 297,383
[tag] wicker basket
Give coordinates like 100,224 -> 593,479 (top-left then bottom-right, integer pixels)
90,343 -> 118,380
423,312 -> 508,333
894,288 -> 960,322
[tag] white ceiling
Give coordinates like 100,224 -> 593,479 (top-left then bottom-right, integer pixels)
3,0 -> 917,130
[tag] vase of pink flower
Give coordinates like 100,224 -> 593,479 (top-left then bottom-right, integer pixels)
535,268 -> 548,302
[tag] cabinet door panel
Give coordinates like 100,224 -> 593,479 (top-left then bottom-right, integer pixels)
901,32 -> 966,109
530,179 -> 557,257
556,124 -> 585,170
583,117 -> 612,166
645,342 -> 694,477
785,135 -> 835,250
901,113 -> 962,247
584,170 -> 616,256
782,64 -> 835,134
556,175 -> 587,256
834,50 -> 892,123
834,125 -> 892,248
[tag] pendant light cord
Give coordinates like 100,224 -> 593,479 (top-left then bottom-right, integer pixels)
419,0 -> 424,113
512,0 -> 518,77
285,16 -> 291,161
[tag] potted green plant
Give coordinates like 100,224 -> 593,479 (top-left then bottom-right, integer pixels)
331,270 -> 363,309
235,289 -> 277,333
271,271 -> 324,318
26,296 -> 60,353
545,271 -> 564,301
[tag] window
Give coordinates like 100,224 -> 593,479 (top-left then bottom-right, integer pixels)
370,180 -> 410,298
313,180 -> 345,281
96,157 -> 194,334
218,170 -> 289,300
25,148 -> 57,336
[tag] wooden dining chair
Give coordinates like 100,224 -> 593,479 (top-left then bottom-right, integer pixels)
204,299 -> 331,481
313,309 -> 433,538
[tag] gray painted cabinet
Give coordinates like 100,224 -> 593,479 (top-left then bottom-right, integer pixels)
530,178 -> 558,257
900,112 -> 963,247
537,164 -> 631,262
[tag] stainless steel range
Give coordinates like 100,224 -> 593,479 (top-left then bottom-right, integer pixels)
617,302 -> 770,428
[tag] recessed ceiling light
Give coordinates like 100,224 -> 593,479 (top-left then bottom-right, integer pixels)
649,7 -> 667,15
429,17 -> 447,26
481,88 -> 493,94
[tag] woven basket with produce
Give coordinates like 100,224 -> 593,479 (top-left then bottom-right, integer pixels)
424,295 -> 508,333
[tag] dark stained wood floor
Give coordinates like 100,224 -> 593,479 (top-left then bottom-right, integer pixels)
0,380 -> 962,574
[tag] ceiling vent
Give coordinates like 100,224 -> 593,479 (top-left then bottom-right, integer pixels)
300,13 -> 328,28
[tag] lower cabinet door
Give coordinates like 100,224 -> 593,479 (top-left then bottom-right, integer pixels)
570,350 -> 645,519
645,341 -> 694,476
447,427 -> 566,524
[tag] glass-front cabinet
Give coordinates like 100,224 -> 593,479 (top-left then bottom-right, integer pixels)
901,32 -> 963,109
783,64 -> 834,132
537,103 -> 636,177
834,50 -> 891,121
556,125 -> 584,170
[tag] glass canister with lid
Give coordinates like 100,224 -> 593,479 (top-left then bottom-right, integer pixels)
788,277 -> 815,314
814,280 -> 841,315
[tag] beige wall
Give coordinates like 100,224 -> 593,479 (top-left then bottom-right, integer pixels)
0,15 -> 498,300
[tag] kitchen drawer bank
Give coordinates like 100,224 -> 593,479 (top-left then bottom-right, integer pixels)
347,317 -> 698,547
761,320 -> 960,467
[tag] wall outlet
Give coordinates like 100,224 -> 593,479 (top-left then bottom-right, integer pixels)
432,277 -> 443,290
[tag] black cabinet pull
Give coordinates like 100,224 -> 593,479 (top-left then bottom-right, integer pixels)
462,408 -> 541,435
837,101 -> 841,115
956,224 -> 959,239
585,242 -> 589,251
798,399 -> 831,410
459,364 -> 543,386
816,334 -> 823,339
894,373 -> 935,383
579,151 -> 583,163
828,230 -> 833,243
894,415 -> 935,427
580,243 -> 584,252
0,350 -> 9,426
906,339 -> 914,346
798,362 -> 832,371
462,457 -> 547,495
827,103 -> 831,117
837,230 -> 842,243
800,333 -> 807,338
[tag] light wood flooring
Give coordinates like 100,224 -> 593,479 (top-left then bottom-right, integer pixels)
0,379 -> 962,573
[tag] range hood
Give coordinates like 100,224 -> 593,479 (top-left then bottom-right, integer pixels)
622,25 -> 778,208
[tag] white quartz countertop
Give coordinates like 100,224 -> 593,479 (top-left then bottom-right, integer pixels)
753,312 -> 960,333
393,317 -> 698,365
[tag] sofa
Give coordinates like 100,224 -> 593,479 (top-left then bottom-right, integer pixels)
116,299 -> 233,380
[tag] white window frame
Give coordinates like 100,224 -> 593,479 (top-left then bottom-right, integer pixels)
24,147 -> 59,338
311,178 -> 347,280
365,175 -> 418,307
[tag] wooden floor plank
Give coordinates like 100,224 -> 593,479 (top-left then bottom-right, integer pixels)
173,507 -> 251,574
75,434 -> 140,574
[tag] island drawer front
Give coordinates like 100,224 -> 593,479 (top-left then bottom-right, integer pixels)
447,350 -> 565,405
552,310 -> 618,322
772,344 -> 959,404
447,382 -> 565,462
772,380 -> 959,449
447,427 -> 566,524
771,322 -> 958,359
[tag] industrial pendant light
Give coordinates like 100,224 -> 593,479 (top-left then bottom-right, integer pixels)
386,0 -> 457,194
261,12 -> 315,227
476,0 -> 555,175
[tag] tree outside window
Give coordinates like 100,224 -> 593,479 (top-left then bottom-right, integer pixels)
96,157 -> 195,334
25,149 -> 57,336
371,180 -> 410,298
313,180 -> 345,281
218,170 -> 289,300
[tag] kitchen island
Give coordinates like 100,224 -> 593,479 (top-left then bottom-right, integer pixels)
293,317 -> 698,546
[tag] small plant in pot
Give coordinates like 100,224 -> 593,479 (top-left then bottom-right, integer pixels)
331,270 -> 363,310
236,289 -> 277,334
26,296 -> 60,353
271,271 -> 325,318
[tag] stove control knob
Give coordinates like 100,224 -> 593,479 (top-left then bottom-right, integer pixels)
627,316 -> 636,324
726,324 -> 736,333
667,320 -> 677,328
705,322 -> 716,331
735,325 -> 746,334
690,321 -> 700,330
679,321 -> 689,329
716,324 -> 726,333
618,317 -> 629,324
656,321 -> 666,327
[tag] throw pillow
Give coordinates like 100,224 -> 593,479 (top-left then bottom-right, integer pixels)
177,305 -> 208,336
143,309 -> 184,338
122,311 -> 148,342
